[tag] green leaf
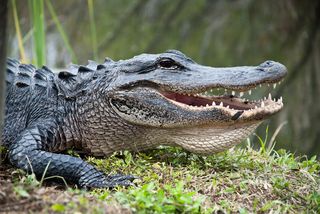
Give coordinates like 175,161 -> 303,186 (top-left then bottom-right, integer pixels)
51,203 -> 66,212
13,186 -> 30,198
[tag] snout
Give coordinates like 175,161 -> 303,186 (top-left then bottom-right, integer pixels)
257,60 -> 287,77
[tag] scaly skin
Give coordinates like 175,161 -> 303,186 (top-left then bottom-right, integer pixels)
2,50 -> 287,188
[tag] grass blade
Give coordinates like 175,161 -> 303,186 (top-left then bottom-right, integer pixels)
267,121 -> 288,154
29,0 -> 46,66
12,0 -> 27,63
45,0 -> 78,63
87,0 -> 98,60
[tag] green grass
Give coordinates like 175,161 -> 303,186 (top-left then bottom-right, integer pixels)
87,0 -> 98,60
3,141 -> 319,213
11,0 -> 27,63
45,0 -> 78,63
11,0 -> 78,66
29,0 -> 46,66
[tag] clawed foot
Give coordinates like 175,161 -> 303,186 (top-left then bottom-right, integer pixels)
104,174 -> 139,188
79,172 -> 139,189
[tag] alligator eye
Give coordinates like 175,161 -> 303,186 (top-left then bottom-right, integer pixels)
158,58 -> 179,69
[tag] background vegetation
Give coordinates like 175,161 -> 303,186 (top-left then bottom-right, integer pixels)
6,0 -> 320,157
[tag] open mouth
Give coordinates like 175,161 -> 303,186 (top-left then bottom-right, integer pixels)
160,82 -> 284,115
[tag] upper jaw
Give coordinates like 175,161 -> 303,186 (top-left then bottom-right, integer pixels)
159,60 -> 287,93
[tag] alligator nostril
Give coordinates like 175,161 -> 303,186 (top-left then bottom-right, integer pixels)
258,60 -> 275,70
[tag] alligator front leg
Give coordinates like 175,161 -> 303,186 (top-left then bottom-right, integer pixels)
8,122 -> 135,188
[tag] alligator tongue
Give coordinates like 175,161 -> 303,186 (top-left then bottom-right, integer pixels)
161,92 -> 212,107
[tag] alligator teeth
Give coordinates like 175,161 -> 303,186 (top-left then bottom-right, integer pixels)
268,93 -> 272,100
278,96 -> 283,103
206,104 -> 209,107
273,83 -> 277,89
239,92 -> 244,97
212,101 -> 216,106
220,102 -> 223,107
261,101 -> 265,108
226,105 -> 230,109
232,91 -> 235,96
255,106 -> 258,109
248,90 -> 252,95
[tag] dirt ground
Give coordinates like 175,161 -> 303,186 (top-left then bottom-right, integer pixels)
0,162 -> 132,213
0,163 -> 43,213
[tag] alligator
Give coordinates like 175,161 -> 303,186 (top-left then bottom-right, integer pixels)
2,50 -> 287,188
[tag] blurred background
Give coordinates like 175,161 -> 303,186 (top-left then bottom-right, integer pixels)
6,0 -> 320,157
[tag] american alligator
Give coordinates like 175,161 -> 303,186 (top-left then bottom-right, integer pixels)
2,50 -> 287,188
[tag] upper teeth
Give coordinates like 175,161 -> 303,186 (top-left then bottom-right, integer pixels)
194,81 -> 284,110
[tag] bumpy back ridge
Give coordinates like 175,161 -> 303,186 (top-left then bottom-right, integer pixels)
6,58 -> 114,99
6,58 -> 56,90
55,58 -> 113,98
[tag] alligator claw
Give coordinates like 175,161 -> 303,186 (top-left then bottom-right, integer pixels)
102,174 -> 138,188
108,174 -> 139,182
80,173 -> 139,189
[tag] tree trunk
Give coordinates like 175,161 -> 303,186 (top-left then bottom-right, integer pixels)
0,0 -> 8,163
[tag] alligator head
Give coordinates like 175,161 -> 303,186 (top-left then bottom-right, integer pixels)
101,50 -> 287,154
